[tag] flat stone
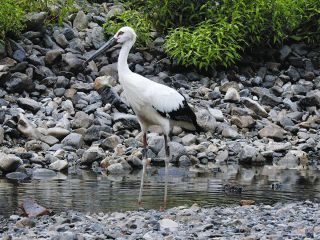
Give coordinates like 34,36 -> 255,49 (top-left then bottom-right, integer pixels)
222,127 -> 239,139
47,127 -> 70,139
208,108 -> 224,121
49,160 -> 68,171
61,133 -> 84,148
242,97 -> 268,117
32,168 -> 57,179
159,219 -> 179,232
230,116 -> 255,129
17,98 -> 41,113
181,134 -> 197,146
21,198 -> 50,217
258,124 -> 287,140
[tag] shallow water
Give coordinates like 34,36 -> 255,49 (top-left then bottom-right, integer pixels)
1,165 -> 320,216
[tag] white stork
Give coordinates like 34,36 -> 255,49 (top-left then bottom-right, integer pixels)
85,26 -> 202,208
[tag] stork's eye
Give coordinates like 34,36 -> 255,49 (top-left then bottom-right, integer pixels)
117,31 -> 124,37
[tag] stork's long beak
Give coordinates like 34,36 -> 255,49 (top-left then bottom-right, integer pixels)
84,37 -> 117,64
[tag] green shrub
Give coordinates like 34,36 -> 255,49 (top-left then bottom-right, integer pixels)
124,0 -> 320,69
0,0 -> 25,39
165,20 -> 243,69
103,9 -> 153,47
0,0 -> 76,40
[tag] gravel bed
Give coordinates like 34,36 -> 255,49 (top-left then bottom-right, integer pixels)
1,201 -> 320,239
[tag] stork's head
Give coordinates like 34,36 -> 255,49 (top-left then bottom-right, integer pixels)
84,26 -> 136,64
114,26 -> 137,44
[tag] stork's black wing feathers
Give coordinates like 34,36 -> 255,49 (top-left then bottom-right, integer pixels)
154,96 -> 203,132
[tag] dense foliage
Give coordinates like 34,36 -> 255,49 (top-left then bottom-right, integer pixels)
0,0 -> 76,39
119,0 -> 320,69
103,10 -> 153,47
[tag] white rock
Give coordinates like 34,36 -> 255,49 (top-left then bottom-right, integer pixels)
159,218 -> 179,232
49,160 -> 68,171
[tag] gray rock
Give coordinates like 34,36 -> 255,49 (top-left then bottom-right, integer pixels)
49,160 -> 68,171
178,155 -> 191,166
158,142 -> 187,162
279,45 -> 292,60
53,31 -> 69,48
101,135 -> 121,151
220,81 -> 239,93
90,26 -> 106,49
239,145 -> 259,162
222,127 -> 239,139
260,93 -> 282,107
258,124 -> 287,140
25,12 -> 47,30
73,11 -> 89,30
0,153 -> 22,172
0,126 -> 4,145
47,127 -> 70,139
40,135 -> 60,146
148,135 -> 164,154
127,155 -> 143,169
6,72 -> 34,93
285,66 -> 300,81
208,108 -> 224,121
45,49 -> 62,65
224,87 -> 240,102
215,150 -> 228,163
84,125 -> 112,142
17,98 -> 41,113
112,112 -> 140,131
181,134 -> 197,146
299,90 -> 320,108
276,152 -> 299,169
107,162 -> 129,174
159,218 -> 179,232
71,111 -> 93,129
266,141 -> 291,152
63,52 -> 83,72
196,109 -> 217,132
242,97 -> 268,117
61,133 -> 84,148
230,116 -> 255,129
6,172 -> 29,180
81,145 -> 105,165
32,168 -> 57,179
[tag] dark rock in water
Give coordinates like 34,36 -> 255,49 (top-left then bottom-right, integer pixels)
0,152 -> 22,172
98,86 -> 128,112
223,184 -> 243,194
6,172 -> 29,180
21,198 -> 50,217
32,168 -> 57,179
127,156 -> 143,169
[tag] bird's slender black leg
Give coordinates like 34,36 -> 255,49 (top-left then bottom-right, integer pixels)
138,132 -> 147,205
163,134 -> 170,209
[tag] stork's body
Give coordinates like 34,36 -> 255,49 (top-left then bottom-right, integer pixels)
86,26 -> 202,208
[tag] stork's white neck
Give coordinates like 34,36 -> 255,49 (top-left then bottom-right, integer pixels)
118,40 -> 134,75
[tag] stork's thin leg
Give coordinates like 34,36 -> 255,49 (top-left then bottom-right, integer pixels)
163,134 -> 170,209
138,132 -> 147,205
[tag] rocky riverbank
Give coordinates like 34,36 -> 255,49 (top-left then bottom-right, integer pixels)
0,1 -> 319,181
1,201 -> 320,239
0,0 -> 320,234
